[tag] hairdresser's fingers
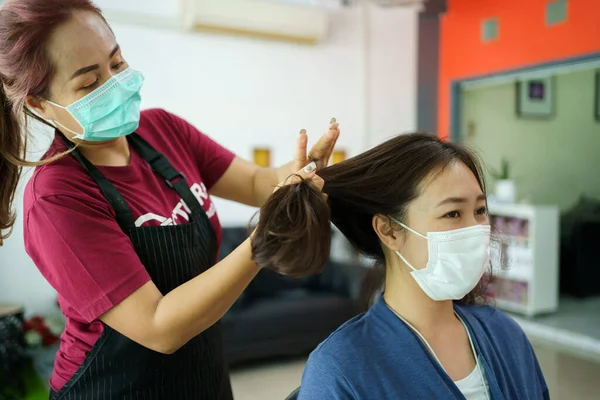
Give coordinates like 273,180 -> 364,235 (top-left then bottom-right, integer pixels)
308,120 -> 340,169
291,161 -> 318,183
323,122 -> 341,165
293,129 -> 309,172
311,174 -> 325,192
286,164 -> 325,193
273,162 -> 317,193
313,121 -> 339,167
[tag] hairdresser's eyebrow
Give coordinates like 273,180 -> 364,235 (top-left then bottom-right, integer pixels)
69,45 -> 120,80
436,193 -> 486,207
109,44 -> 120,59
70,64 -> 99,80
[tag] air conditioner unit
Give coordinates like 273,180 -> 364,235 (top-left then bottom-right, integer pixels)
182,0 -> 329,44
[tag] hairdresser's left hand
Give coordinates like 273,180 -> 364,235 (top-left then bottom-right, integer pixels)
273,161 -> 325,195
291,119 -> 340,174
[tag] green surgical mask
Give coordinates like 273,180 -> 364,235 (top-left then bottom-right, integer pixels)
46,68 -> 144,141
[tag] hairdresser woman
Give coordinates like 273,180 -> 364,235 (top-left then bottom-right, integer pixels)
0,0 -> 338,398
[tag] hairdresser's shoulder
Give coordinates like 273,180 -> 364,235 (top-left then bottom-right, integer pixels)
138,108 -> 172,127
137,108 -> 193,138
136,108 -> 211,153
23,144 -> 101,211
23,144 -> 110,216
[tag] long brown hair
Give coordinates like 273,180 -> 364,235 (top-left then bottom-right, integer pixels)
0,0 -> 103,246
251,133 -> 491,310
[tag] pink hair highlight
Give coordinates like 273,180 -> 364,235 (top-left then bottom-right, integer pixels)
0,0 -> 104,245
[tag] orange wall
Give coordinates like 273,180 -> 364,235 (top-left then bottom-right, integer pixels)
438,0 -> 600,139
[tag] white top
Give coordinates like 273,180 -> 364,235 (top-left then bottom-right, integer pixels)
388,306 -> 490,400
454,360 -> 490,400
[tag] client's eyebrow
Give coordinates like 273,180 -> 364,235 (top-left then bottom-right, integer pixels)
436,193 -> 486,207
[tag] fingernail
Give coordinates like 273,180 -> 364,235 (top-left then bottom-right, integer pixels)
300,129 -> 307,134
303,161 -> 317,174
330,118 -> 336,123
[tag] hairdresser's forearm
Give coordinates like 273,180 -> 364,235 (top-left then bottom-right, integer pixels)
154,237 -> 260,349
251,162 -> 294,206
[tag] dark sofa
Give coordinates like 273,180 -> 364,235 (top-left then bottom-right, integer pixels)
219,227 -> 363,366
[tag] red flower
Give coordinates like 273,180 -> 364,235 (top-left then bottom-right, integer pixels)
23,320 -> 33,331
41,333 -> 59,346
23,314 -> 63,348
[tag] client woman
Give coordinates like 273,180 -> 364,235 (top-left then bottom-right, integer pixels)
251,133 -> 549,400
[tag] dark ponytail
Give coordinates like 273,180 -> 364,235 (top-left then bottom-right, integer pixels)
251,177 -> 332,277
251,133 -> 491,310
0,81 -> 24,246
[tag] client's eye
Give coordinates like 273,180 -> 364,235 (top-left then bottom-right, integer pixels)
476,206 -> 487,215
444,211 -> 461,218
112,61 -> 125,70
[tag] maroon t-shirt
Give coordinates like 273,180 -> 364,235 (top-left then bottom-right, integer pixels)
23,109 -> 236,391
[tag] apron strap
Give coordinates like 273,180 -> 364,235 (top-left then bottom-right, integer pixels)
59,133 -> 136,230
127,133 -> 204,215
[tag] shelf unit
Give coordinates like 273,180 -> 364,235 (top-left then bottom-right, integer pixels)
486,203 -> 560,317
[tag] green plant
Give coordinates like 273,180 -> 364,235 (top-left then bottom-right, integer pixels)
491,158 -> 511,180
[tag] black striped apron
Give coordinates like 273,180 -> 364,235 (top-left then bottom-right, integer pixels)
50,133 -> 233,400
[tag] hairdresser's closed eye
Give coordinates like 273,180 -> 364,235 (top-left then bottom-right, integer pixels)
112,61 -> 125,70
80,60 -> 126,91
81,79 -> 99,90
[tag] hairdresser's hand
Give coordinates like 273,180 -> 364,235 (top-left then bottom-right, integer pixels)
273,162 -> 325,194
291,119 -> 340,173
272,120 -> 336,194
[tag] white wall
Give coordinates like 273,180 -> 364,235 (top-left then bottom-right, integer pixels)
107,3 -> 417,225
0,3 -> 418,315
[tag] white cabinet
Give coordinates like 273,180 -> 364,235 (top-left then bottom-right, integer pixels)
486,204 -> 560,317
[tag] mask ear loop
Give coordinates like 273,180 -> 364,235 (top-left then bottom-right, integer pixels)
394,250 -> 418,272
388,216 -> 427,272
389,216 -> 427,239
45,100 -> 86,140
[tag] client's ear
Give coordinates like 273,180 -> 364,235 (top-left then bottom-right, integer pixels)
372,215 -> 402,251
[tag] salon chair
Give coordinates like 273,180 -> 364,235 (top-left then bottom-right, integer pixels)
219,227 -> 364,366
285,387 -> 300,400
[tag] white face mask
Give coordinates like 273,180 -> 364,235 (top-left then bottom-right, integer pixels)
391,218 -> 491,301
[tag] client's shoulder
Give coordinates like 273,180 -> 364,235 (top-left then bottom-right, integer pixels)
321,312 -> 369,344
300,313 -> 375,399
310,314 -> 365,358
308,308 -> 386,367
456,302 -> 526,340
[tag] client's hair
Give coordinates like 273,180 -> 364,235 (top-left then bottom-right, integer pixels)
251,133 -> 489,309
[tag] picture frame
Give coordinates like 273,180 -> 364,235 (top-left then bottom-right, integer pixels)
516,76 -> 555,119
332,150 -> 346,165
253,148 -> 271,168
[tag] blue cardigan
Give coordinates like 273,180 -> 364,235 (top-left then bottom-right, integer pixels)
299,297 -> 549,400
